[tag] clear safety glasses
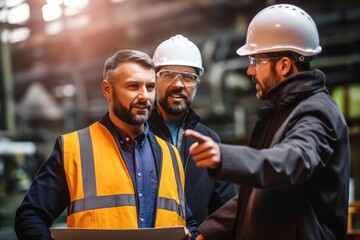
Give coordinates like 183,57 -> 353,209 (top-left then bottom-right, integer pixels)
156,69 -> 200,87
248,56 -> 282,67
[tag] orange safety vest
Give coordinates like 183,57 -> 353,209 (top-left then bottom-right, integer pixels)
62,122 -> 186,228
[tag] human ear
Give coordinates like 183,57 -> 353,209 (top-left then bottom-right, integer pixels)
102,79 -> 111,99
279,57 -> 293,77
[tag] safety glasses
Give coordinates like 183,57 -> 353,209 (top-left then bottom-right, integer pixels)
248,56 -> 282,67
156,69 -> 200,87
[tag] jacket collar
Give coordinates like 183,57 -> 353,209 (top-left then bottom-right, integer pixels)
262,69 -> 327,111
149,103 -> 201,132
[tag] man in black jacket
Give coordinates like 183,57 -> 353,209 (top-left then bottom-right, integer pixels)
149,34 -> 236,225
186,4 -> 350,240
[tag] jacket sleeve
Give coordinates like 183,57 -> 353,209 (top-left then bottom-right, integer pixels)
186,203 -> 199,240
208,180 -> 237,216
199,196 -> 238,240
212,113 -> 339,189
14,137 -> 69,240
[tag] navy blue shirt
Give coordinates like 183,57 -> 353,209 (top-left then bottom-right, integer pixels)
116,123 -> 157,228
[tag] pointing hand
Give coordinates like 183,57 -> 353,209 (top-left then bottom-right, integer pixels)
185,129 -> 221,169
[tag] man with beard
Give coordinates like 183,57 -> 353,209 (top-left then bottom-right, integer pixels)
149,35 -> 236,225
186,4 -> 350,240
15,49 -> 197,240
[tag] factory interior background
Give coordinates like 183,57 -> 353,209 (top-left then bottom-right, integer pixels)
0,0 -> 360,239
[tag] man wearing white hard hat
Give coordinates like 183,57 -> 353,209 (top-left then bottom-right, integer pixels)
184,4 -> 350,240
149,34 -> 236,225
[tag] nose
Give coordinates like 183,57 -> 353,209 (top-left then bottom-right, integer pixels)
246,65 -> 256,76
172,74 -> 186,87
137,85 -> 151,99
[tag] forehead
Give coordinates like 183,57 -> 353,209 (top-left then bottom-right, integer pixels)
116,62 -> 155,81
159,65 -> 196,73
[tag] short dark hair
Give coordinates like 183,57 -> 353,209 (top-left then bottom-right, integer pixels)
103,49 -> 155,81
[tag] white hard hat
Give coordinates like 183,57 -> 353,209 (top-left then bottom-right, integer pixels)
153,34 -> 204,76
237,4 -> 322,61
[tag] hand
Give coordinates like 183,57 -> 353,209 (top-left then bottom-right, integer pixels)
184,129 -> 221,169
184,228 -> 191,240
196,234 -> 205,240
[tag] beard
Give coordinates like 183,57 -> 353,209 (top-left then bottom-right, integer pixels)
256,62 -> 278,100
112,90 -> 153,125
158,89 -> 192,116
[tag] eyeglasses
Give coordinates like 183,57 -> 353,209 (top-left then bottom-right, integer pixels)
156,69 -> 200,87
248,56 -> 281,67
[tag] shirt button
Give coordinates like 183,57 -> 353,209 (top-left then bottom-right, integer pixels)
140,218 -> 144,222
125,137 -> 130,142
138,173 -> 141,177
139,193 -> 143,197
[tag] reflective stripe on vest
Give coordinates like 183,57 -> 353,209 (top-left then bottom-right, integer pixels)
155,137 -> 186,226
63,122 -> 185,228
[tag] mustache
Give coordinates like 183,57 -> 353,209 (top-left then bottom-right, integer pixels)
131,100 -> 152,109
167,88 -> 187,98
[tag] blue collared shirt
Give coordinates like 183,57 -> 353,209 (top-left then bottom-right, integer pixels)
116,123 -> 157,228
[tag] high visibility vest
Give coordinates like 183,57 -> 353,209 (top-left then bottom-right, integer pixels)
62,122 -> 186,228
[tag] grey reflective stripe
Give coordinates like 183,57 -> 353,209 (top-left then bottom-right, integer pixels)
162,141 -> 186,219
69,194 -> 136,214
78,128 -> 97,198
157,196 -> 185,219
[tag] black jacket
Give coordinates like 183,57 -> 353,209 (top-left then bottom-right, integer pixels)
149,107 -> 237,224
199,69 -> 350,240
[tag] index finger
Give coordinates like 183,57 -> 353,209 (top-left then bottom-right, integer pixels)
184,129 -> 207,143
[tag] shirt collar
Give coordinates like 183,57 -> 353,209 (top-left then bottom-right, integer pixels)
116,122 -> 148,146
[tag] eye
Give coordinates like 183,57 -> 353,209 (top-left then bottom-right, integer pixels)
127,83 -> 139,90
160,71 -> 172,78
181,74 -> 193,82
146,83 -> 156,92
181,74 -> 188,80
